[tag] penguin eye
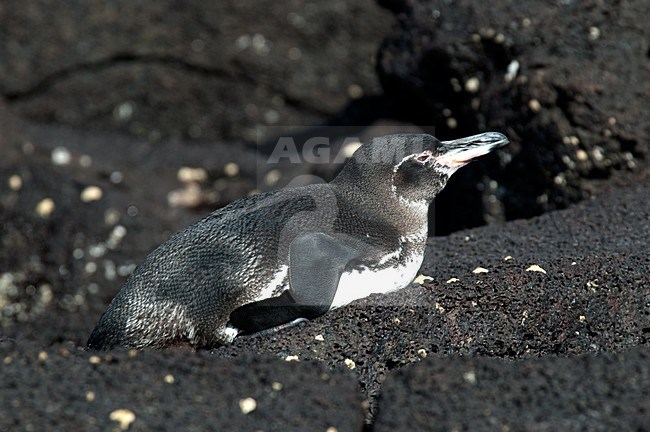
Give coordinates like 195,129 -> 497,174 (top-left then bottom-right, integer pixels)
414,151 -> 433,164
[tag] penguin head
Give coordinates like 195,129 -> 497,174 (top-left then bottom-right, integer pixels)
334,132 -> 508,208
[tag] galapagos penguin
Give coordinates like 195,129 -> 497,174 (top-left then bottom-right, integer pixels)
87,132 -> 508,350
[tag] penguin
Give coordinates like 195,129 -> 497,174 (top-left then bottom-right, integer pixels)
87,132 -> 508,350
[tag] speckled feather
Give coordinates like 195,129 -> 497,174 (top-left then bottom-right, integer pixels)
87,133 -> 507,350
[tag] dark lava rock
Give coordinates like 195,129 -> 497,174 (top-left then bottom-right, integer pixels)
374,347 -> 650,431
210,171 -> 649,420
1,107 -> 648,427
0,118 -> 650,430
1,0 -> 392,144
1,2 -> 649,429
0,339 -> 364,432
377,0 -> 649,233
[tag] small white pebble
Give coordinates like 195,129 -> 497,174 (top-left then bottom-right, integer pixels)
104,208 -> 121,225
88,243 -> 107,258
472,267 -> 489,274
88,355 -> 101,365
344,359 -> 356,370
446,117 -> 458,129
504,60 -> 519,82
446,277 -> 460,284
417,348 -> 427,358
104,260 -> 117,281
8,175 -> 22,191
86,391 -> 95,402
576,149 -> 589,161
114,102 -> 135,121
223,162 -> 240,177
504,256 -> 513,261
38,351 -> 48,362
36,198 -> 56,218
579,315 -> 586,322
528,99 -> 542,112
588,26 -> 600,40
592,147 -> 605,162
264,169 -> 282,186
80,186 -> 103,203
464,77 -> 480,93
111,225 -> 127,241
463,370 -> 477,384
271,382 -> 283,391
526,264 -> 547,274
314,334 -> 324,342
164,374 -> 175,384
239,397 -> 257,415
563,135 -> 580,145
284,355 -> 299,362
109,409 -> 136,430
51,147 -> 72,166
435,302 -> 445,313
177,167 -> 208,183
167,183 -> 203,208
326,428 -> 338,432
413,274 -> 434,284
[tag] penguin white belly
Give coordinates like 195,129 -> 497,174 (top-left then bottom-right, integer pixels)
329,253 -> 424,310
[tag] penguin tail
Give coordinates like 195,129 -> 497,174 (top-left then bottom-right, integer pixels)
86,299 -> 130,351
86,318 -> 121,351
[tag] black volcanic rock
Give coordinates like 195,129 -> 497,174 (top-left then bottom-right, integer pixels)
1,116 -> 648,427
377,0 -> 649,233
0,0 -> 392,144
0,340 -> 364,432
1,1 -> 649,430
374,348 -> 650,431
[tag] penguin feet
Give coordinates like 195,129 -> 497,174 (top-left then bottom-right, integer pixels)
239,317 -> 309,338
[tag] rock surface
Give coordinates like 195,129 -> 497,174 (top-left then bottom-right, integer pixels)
0,339 -> 364,432
1,0 -> 649,430
1,0 -> 392,144
375,348 -> 649,431
1,116 -> 648,428
378,0 -> 649,233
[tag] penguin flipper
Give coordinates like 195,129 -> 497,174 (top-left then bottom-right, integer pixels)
229,232 -> 360,334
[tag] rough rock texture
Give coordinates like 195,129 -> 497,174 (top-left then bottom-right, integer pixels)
1,0 -> 392,144
374,348 -> 650,431
378,0 -> 649,233
1,0 -> 649,430
1,114 -> 647,428
0,340 -> 364,432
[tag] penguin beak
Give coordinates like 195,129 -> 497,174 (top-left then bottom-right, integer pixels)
434,132 -> 508,169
